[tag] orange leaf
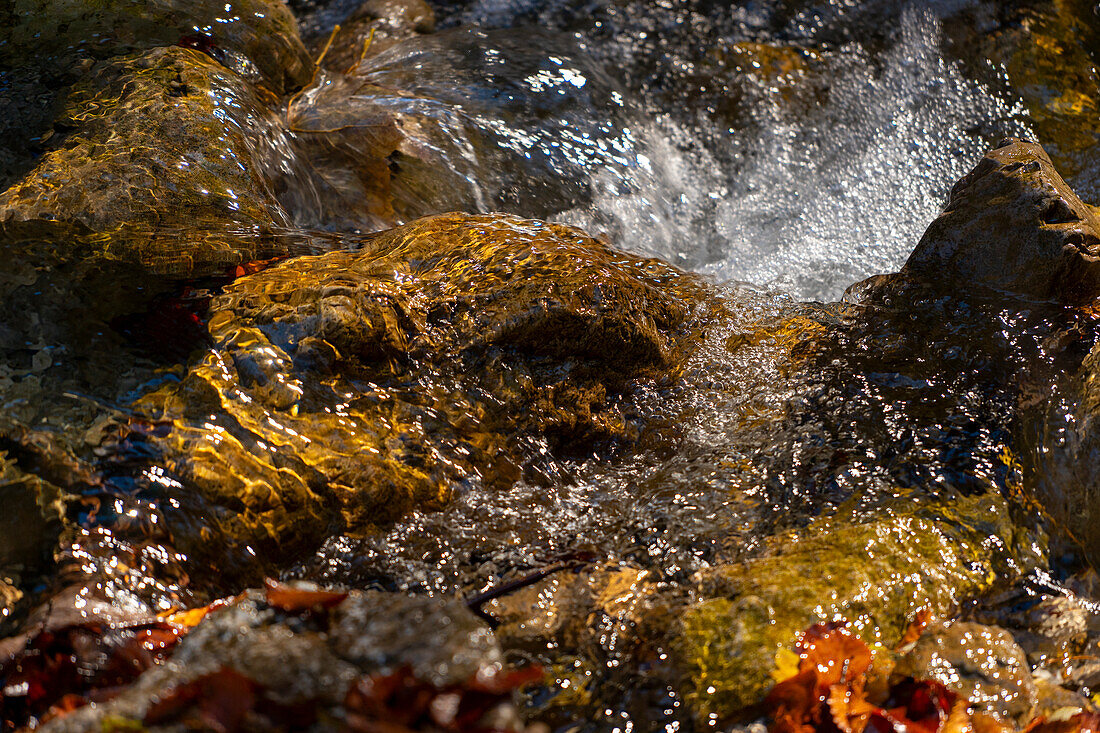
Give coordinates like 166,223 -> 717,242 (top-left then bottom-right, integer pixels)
971,711 -> 1013,733
1029,712 -> 1100,733
263,578 -> 348,613
160,598 -> 232,628
896,609 -> 933,653
767,624 -> 875,733
828,682 -> 880,733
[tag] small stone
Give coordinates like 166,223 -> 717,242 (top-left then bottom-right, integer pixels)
894,621 -> 1038,726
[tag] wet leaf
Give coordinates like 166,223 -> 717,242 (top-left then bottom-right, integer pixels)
344,664 -> 542,733
263,578 -> 349,613
231,256 -> 287,279
144,667 -> 257,732
0,621 -> 186,729
160,597 -> 233,628
1029,713 -> 1100,733
897,609 -> 933,653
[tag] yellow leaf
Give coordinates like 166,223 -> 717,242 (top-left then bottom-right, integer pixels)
772,646 -> 802,683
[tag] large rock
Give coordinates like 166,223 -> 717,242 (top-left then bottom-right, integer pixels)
35,588 -> 524,732
135,212 -> 711,583
0,47 -> 304,277
0,0 -> 313,95
901,138 -> 1100,303
289,26 -> 653,228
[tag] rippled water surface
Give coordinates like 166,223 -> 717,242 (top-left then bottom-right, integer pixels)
5,0 -> 1100,730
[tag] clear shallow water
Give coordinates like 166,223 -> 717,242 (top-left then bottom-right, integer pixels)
5,1 -> 1100,731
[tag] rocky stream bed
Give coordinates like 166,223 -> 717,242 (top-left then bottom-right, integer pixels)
4,0 -> 1100,731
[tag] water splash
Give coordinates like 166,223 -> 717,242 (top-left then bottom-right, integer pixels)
700,8 -> 1031,299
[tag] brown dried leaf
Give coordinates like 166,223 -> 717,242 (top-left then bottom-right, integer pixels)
264,578 -> 349,613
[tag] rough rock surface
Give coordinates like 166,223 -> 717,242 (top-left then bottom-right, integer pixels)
1031,339 -> 1100,570
902,138 -> 1100,303
136,212 -> 711,582
39,589 -> 517,732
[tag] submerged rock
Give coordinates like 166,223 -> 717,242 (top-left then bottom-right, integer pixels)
135,212 -> 711,584
678,497 -> 1032,717
318,0 -> 437,72
0,47 -> 299,276
893,621 -> 1038,725
0,0 -> 314,95
290,26 -> 652,228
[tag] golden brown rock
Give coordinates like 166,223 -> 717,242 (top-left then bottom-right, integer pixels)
0,48 -> 300,277
0,0 -> 314,95
137,213 -> 712,574
944,1 -> 1100,200
902,138 -> 1100,303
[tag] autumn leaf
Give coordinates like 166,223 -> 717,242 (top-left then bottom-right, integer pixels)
263,578 -> 350,613
144,667 -> 258,733
0,621 -> 187,729
1029,713 -> 1100,733
896,609 -> 933,653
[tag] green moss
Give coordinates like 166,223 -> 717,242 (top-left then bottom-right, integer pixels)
677,493 -> 1042,719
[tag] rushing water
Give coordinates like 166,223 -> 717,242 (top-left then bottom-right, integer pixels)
390,0 -> 1031,300
290,0 -> 1037,300
4,0 -> 1100,730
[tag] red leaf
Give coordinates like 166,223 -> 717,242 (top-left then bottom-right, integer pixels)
144,667 -> 258,733
1,621 -> 187,729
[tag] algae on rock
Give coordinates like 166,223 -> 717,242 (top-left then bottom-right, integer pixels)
135,212 -> 713,578
0,0 -> 314,95
677,494 -> 1039,718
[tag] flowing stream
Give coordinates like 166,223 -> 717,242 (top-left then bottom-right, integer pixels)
3,0 -> 1100,730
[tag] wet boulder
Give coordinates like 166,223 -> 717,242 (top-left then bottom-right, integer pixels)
1030,340 -> 1100,571
0,47 -> 304,278
0,0 -> 313,95
943,1 -> 1100,201
32,587 -> 530,732
289,26 -> 652,228
901,138 -> 1100,303
136,212 -> 711,580
318,0 -> 437,72
675,496 -> 1035,718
